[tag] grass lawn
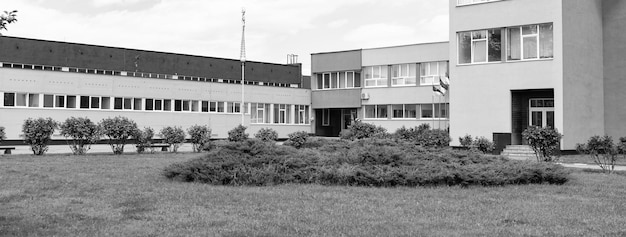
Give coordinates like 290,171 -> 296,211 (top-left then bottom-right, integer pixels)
2,153 -> 626,236
560,154 -> 626,166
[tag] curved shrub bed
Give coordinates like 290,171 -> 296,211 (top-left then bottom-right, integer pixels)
163,139 -> 569,187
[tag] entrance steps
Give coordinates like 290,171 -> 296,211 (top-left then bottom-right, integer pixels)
501,145 -> 537,161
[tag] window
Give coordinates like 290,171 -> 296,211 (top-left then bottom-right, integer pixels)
251,103 -> 271,124
133,98 -> 142,111
154,99 -> 162,111
274,104 -> 291,124
163,100 -> 172,111
101,97 -> 111,109
457,0 -> 502,6
67,96 -> 77,108
3,93 -> 15,106
421,104 -> 433,118
322,109 -> 330,126
28,94 -> 39,107
295,105 -> 309,124
507,23 -> 553,61
123,98 -> 132,110
201,101 -> 209,112
458,29 -> 502,64
80,96 -> 90,109
420,61 -> 448,85
209,101 -> 217,112
391,104 -> 418,119
419,103 -> 449,119
392,64 -> 417,86
43,94 -> 54,108
363,105 -> 388,119
114,97 -> 123,110
90,97 -> 101,109
316,71 -> 360,90
174,100 -> 182,111
182,100 -> 190,111
55,95 -> 65,108
364,66 -> 388,87
217,102 -> 224,113
145,99 -> 154,111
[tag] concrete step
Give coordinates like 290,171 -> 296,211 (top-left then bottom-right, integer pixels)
502,145 -> 536,160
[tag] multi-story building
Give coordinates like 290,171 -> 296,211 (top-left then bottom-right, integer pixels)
448,0 -> 626,151
311,43 -> 449,136
0,36 -> 312,142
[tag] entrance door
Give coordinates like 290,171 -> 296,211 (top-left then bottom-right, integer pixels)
529,98 -> 554,128
341,109 -> 358,130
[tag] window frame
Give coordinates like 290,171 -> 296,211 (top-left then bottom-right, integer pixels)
507,23 -> 553,61
391,64 -> 417,87
364,65 -> 388,88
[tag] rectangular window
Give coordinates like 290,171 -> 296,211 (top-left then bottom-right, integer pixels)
364,105 -> 387,119
392,64 -> 417,86
55,95 -> 65,108
420,61 -> 448,85
191,101 -> 199,112
145,99 -> 154,111
43,94 -> 54,108
163,99 -> 172,111
234,102 -> 241,113
28,94 -> 39,107
316,74 -> 323,90
458,29 -> 502,64
133,98 -> 142,111
508,23 -> 553,61
101,97 -> 111,109
182,100 -> 190,111
364,66 -> 388,87
80,96 -> 90,109
227,102 -> 234,113
209,101 -> 217,112
322,109 -> 330,126
217,102 -> 224,113
252,103 -> 265,124
123,98 -> 132,110
67,95 -> 77,108
323,73 -> 331,89
201,101 -> 209,112
174,100 -> 182,111
154,99 -> 162,111
3,93 -> 15,106
90,96 -> 100,109
114,97 -> 123,110
421,104 -> 433,118
391,104 -> 418,119
392,104 -> 404,118
274,104 -> 288,124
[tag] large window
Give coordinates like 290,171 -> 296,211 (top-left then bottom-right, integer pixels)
391,64 -> 417,86
251,103 -> 271,124
420,61 -> 448,85
458,29 -> 502,64
316,71 -> 360,90
295,105 -> 310,124
391,104 -> 418,119
363,105 -> 388,119
507,23 -> 553,61
273,104 -> 291,124
420,104 -> 449,119
364,66 -> 388,87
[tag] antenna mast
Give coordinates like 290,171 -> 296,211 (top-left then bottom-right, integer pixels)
240,8 -> 246,125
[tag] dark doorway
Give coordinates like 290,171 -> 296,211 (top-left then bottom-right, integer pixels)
511,89 -> 554,145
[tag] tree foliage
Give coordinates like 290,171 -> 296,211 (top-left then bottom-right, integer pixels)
187,125 -> 212,152
99,116 -> 138,155
228,124 -> 249,142
522,126 -> 562,162
254,128 -> 278,142
22,117 -> 57,155
59,117 -> 101,155
133,127 -> 154,154
160,126 -> 185,152
576,136 -> 626,174
0,10 -> 18,35
0,126 -> 5,144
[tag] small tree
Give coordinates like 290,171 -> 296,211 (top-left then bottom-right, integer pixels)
99,116 -> 138,155
161,126 -> 185,152
228,124 -> 249,142
522,126 -> 562,162
22,117 -> 57,155
0,126 -> 5,144
254,128 -> 278,142
0,10 -> 18,35
576,135 -> 624,174
133,127 -> 154,154
59,117 -> 101,155
187,125 -> 212,152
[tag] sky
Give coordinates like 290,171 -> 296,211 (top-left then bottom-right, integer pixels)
2,0 -> 449,75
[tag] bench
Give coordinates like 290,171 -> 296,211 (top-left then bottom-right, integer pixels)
0,146 -> 16,155
137,144 -> 170,152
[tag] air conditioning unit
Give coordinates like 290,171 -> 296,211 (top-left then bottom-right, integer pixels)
361,92 -> 370,100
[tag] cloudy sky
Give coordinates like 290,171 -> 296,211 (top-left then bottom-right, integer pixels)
3,0 -> 449,75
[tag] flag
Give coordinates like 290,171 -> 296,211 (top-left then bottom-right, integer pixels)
433,85 -> 444,96
440,76 -> 450,91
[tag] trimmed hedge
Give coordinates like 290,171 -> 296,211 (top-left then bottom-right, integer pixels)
164,138 -> 570,187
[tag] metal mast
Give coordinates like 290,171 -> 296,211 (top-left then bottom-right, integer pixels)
240,8 -> 246,125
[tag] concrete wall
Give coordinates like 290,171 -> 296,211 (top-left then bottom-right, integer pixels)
311,89 -> 362,109
603,0 -> 626,139
0,68 -> 311,139
0,36 -> 302,84
562,0 -> 605,148
311,50 -> 362,73
362,42 -> 448,66
448,0 -> 565,147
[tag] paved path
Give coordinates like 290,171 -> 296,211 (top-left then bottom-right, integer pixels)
557,163 -> 626,171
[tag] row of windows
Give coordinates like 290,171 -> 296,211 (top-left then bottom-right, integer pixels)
0,62 -> 299,88
458,23 -> 553,64
315,61 -> 449,90
363,103 -> 449,119
250,104 -> 310,125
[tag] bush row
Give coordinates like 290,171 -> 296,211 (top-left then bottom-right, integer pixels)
163,138 -> 570,187
10,116 -> 287,155
339,122 -> 451,148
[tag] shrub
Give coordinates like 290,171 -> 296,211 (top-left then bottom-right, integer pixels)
286,131 -> 309,149
254,128 -> 278,142
160,126 -> 185,153
22,117 -> 58,155
228,124 -> 249,142
340,121 -> 389,140
59,117 -> 101,155
416,129 -> 451,148
133,127 -> 154,154
459,134 -> 473,148
522,126 -> 562,162
576,135 -> 623,174
187,125 -> 212,152
472,137 -> 495,154
99,116 -> 138,155
0,126 -> 5,144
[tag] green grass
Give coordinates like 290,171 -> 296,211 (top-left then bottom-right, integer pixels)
2,153 -> 626,236
560,154 -> 626,166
